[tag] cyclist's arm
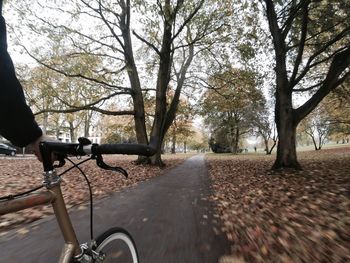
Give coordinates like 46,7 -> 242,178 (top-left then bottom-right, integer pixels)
0,14 -> 43,147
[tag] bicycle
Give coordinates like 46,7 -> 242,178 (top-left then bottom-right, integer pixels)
0,137 -> 156,263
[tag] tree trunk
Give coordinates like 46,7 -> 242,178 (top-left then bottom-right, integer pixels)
149,138 -> 166,166
311,135 -> 318,150
317,136 -> 322,150
42,96 -> 49,135
305,130 -> 318,151
230,134 -> 235,154
171,127 -> 176,154
69,121 -> 76,143
149,1 -> 173,166
264,138 -> 269,155
268,138 -> 277,155
265,0 -> 302,170
84,111 -> 92,138
55,128 -> 60,141
42,111 -> 48,135
233,127 -> 240,154
119,1 -> 149,164
272,95 -> 301,169
273,126 -> 300,169
271,71 -> 302,168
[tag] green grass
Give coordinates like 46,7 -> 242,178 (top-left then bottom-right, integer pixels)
205,142 -> 350,158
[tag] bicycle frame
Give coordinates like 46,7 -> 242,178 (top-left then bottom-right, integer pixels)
0,139 -> 154,263
0,174 -> 81,263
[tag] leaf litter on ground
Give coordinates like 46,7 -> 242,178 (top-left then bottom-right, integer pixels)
208,147 -> 350,263
0,154 -> 187,233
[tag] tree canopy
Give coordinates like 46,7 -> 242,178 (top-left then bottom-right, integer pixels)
7,0 -> 232,165
4,0 -> 350,169
201,67 -> 266,153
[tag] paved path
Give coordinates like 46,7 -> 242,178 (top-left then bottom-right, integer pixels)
0,155 -> 230,262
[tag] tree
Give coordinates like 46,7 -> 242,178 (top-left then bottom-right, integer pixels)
164,97 -> 194,154
188,140 -> 207,152
253,111 -> 278,155
101,114 -> 137,143
18,65 -> 61,134
134,0 -> 232,164
261,0 -> 350,169
323,84 -> 350,142
298,104 -> 330,150
19,57 -> 109,142
9,0 -> 232,165
201,67 -> 265,154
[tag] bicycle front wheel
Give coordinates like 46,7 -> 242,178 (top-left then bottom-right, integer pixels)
95,227 -> 139,263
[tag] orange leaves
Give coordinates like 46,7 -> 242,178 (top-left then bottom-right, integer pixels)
0,155 -> 185,233
207,147 -> 350,262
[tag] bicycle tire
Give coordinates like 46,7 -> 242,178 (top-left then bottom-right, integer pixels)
95,227 -> 139,263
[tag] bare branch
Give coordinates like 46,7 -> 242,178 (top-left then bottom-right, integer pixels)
31,14 -> 125,55
294,47 -> 350,122
94,0 -> 126,51
293,26 -> 350,86
133,30 -> 161,56
171,0 -> 205,42
35,107 -> 134,116
33,86 -> 133,117
289,1 -> 310,86
57,90 -> 130,109
21,44 -> 131,92
281,0 -> 308,40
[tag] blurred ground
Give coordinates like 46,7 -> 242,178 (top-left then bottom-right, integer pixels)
207,147 -> 350,263
1,148 -> 350,262
0,155 -> 229,263
0,154 -> 188,232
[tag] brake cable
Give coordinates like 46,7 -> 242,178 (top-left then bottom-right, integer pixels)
0,184 -> 44,201
0,153 -> 128,241
65,157 -> 95,240
0,158 -> 92,201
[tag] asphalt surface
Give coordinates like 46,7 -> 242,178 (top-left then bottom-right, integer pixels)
0,155 -> 230,263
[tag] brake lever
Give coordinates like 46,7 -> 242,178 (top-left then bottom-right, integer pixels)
95,155 -> 128,178
53,154 -> 66,168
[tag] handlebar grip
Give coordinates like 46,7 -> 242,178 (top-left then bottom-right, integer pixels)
92,143 -> 156,156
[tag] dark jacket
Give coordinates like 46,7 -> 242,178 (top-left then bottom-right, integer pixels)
0,15 -> 42,147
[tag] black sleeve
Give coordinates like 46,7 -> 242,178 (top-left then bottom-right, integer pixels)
0,15 -> 42,147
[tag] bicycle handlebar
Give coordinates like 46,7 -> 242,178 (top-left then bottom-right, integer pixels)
39,137 -> 157,172
91,143 -> 155,156
40,141 -> 155,156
